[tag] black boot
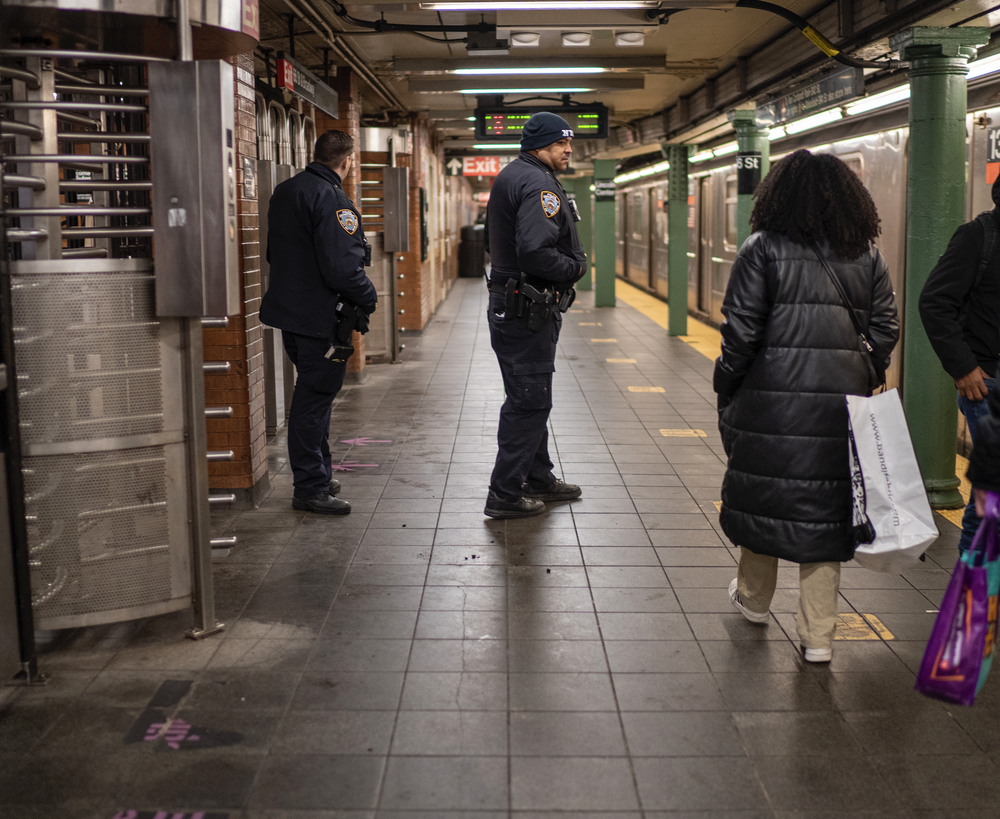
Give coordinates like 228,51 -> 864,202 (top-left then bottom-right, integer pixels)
521,478 -> 582,502
293,491 -> 351,515
484,490 -> 545,519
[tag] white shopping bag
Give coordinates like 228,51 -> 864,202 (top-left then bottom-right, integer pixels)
847,389 -> 939,574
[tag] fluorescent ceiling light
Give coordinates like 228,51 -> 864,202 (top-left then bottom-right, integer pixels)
563,32 -> 592,47
768,126 -> 786,140
650,160 -> 669,173
466,116 -> 476,121
689,149 -> 714,163
784,108 -> 843,135
422,1 -> 657,8
968,53 -> 1000,80
473,143 -> 521,149
460,86 -> 592,94
712,142 -> 738,157
844,85 -> 909,116
453,67 -> 605,75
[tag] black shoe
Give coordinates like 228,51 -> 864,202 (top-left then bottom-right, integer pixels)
484,490 -> 546,519
521,478 -> 582,502
293,492 -> 351,515
329,479 -> 342,496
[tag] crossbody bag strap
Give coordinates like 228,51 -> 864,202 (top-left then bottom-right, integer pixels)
812,243 -> 868,339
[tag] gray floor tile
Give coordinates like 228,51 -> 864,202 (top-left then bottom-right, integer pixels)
509,672 -> 617,711
399,671 -> 507,710
391,710 -> 508,755
379,756 -> 508,810
511,756 -> 639,810
622,711 -> 745,756
613,672 -> 728,711
250,754 -> 383,809
633,757 -> 769,810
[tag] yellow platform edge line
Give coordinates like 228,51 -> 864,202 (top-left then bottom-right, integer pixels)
614,278 -> 722,361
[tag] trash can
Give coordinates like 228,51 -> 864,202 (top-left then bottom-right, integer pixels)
458,224 -> 486,278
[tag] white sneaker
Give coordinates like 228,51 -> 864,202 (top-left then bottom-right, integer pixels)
803,646 -> 833,663
728,578 -> 769,624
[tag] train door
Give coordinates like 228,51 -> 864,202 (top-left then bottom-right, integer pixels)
615,193 -> 625,277
652,183 -> 669,299
688,176 -> 700,312
698,175 -> 713,315
626,190 -> 651,288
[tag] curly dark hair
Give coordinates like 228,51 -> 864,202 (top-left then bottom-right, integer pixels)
751,149 -> 881,260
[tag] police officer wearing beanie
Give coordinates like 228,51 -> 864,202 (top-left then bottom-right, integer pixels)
483,112 -> 588,518
261,129 -> 378,515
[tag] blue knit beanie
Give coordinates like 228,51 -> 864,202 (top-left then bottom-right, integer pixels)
520,112 -> 574,151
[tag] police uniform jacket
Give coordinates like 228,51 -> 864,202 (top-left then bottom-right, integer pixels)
714,232 -> 899,564
485,152 -> 586,288
261,162 -> 377,338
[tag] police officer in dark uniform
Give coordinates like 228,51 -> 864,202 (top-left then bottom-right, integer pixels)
483,112 -> 588,518
261,130 -> 377,515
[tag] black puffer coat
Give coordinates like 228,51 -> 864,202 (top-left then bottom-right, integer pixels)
714,231 -> 899,563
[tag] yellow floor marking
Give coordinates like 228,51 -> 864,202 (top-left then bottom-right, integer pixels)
616,278 -> 723,361
862,613 -> 895,640
591,338 -> 617,343
578,322 -> 601,326
939,454 -> 970,528
629,386 -> 665,393
569,309 -> 586,313
660,428 -> 707,437
606,358 -> 637,363
833,613 -> 895,641
713,501 -> 722,512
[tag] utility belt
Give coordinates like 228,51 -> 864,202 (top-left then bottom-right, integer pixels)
488,273 -> 575,332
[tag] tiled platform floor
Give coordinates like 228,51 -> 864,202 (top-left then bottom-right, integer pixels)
1,277 -> 996,818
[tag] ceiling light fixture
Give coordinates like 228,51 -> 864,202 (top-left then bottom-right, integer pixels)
712,142 -> 738,157
453,66 -> 604,74
784,108 -> 843,135
689,149 -> 714,163
615,31 -> 645,47
843,85 -> 910,116
473,142 -> 522,149
422,1 -> 658,9
562,32 -> 592,47
968,52 -> 1000,80
768,126 -> 787,140
459,86 -> 593,94
510,32 -> 541,47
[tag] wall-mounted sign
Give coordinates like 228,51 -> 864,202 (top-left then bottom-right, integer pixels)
474,104 -> 609,141
737,152 -> 762,195
757,66 -> 862,126
276,52 -> 338,118
594,180 -> 616,202
241,0 -> 259,40
445,156 -> 514,177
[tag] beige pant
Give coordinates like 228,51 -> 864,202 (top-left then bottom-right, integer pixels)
736,547 -> 841,649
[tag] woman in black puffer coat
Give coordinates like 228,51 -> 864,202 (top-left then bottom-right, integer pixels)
714,150 -> 899,663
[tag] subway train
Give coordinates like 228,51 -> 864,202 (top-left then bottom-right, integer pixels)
611,63 -> 1000,397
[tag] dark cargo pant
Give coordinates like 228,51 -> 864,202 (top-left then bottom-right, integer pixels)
282,332 -> 347,496
487,291 -> 561,501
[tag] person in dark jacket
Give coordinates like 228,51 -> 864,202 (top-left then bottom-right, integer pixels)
260,129 -> 377,515
715,149 -> 899,663
919,178 -> 1000,552
482,112 -> 587,518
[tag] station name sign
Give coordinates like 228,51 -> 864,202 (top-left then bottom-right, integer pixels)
276,52 -> 338,118
757,66 -> 862,126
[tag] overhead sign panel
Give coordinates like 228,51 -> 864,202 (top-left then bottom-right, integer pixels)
474,104 -> 609,141
276,52 -> 339,118
445,156 -> 514,176
757,66 -> 862,126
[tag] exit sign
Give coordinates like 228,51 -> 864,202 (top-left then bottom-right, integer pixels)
445,156 -> 514,177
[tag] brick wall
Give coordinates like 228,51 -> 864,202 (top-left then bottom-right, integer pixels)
203,52 -> 268,500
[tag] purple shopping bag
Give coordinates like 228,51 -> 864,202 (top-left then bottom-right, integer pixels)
916,492 -> 1000,706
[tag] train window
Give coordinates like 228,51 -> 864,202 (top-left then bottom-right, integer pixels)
725,176 -> 738,248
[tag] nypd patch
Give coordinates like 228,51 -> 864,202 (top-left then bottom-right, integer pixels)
337,209 -> 359,234
540,191 -> 561,218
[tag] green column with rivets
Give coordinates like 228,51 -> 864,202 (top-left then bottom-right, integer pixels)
572,175 -> 594,292
666,145 -> 689,335
593,159 -> 617,307
891,26 -> 989,508
728,107 -> 770,249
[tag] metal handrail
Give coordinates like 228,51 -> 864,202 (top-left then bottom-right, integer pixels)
205,407 -> 234,419
5,229 -> 48,241
60,181 -> 152,192
56,133 -> 150,143
6,207 -> 151,217
2,101 -> 147,113
0,121 -> 43,139
2,174 -> 45,190
3,154 -> 148,164
54,84 -> 148,96
0,49 -> 169,63
61,227 -> 154,238
0,65 -> 41,88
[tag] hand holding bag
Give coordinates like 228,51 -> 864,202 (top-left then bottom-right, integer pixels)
847,390 -> 938,571
916,492 -> 1000,706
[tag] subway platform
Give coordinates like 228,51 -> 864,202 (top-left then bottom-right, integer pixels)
0,276 -> 996,818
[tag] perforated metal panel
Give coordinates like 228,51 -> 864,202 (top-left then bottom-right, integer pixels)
11,259 -> 192,629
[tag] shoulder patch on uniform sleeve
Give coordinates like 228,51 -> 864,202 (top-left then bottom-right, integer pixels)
540,191 -> 561,218
337,209 -> 359,234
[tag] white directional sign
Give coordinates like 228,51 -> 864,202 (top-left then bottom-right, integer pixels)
446,157 -> 463,176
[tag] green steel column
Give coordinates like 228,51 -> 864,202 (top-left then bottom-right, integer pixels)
572,175 -> 594,292
891,26 -> 989,508
593,158 -> 617,308
666,144 -> 689,336
728,107 -> 770,249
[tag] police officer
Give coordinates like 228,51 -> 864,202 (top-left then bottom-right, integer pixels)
261,130 -> 377,515
483,112 -> 588,519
